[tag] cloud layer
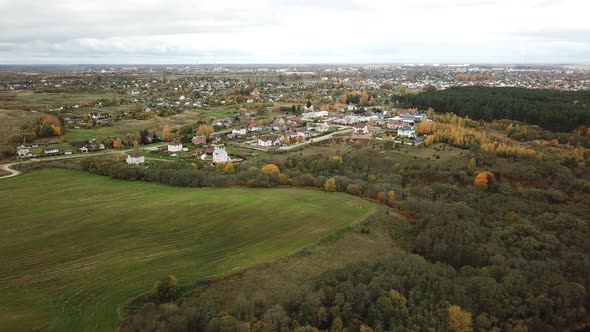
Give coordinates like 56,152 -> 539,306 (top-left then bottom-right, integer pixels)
0,0 -> 588,64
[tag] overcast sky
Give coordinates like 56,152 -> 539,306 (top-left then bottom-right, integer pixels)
0,0 -> 588,64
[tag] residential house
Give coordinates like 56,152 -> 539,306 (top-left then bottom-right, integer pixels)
212,145 -> 231,163
397,125 -> 416,138
258,135 -> 282,147
191,136 -> 207,145
16,145 -> 32,158
301,111 -> 329,120
248,124 -> 264,132
231,127 -> 247,136
167,141 -> 183,152
126,153 -> 145,165
386,116 -> 404,129
354,123 -> 370,134
44,147 -> 60,155
315,121 -> 331,133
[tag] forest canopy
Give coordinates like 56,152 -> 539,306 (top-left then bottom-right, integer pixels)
395,87 -> 590,133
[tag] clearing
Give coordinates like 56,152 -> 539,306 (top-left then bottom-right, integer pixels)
0,169 -> 374,331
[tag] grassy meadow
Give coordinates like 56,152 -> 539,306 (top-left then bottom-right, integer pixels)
0,169 -> 374,331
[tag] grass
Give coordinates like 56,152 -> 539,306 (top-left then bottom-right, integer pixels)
0,109 -> 43,142
0,91 -> 120,110
184,207 -> 405,314
0,169 -> 374,331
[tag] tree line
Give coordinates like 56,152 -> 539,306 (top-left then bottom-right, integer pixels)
395,87 -> 590,133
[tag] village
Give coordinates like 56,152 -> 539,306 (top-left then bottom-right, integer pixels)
13,97 -> 430,167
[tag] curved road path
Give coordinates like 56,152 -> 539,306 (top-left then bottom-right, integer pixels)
0,144 -> 166,180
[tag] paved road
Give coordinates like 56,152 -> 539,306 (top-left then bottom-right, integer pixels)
0,144 -> 166,180
278,128 -> 353,151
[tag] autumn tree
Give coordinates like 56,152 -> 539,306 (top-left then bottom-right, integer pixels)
283,135 -> 291,145
154,275 -> 180,303
426,107 -> 435,118
329,155 -> 343,165
360,91 -> 370,106
346,183 -> 363,196
388,289 -> 407,306
340,93 -> 348,104
448,305 -> 473,332
384,191 -> 396,206
261,164 -> 280,176
113,137 -> 122,149
197,125 -> 214,138
162,126 -> 172,142
324,178 -> 337,192
474,171 -> 494,186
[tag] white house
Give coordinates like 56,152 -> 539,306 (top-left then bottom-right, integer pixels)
354,123 -> 370,134
167,141 -> 183,152
126,153 -> 145,165
258,135 -> 282,147
301,111 -> 329,120
44,147 -> 60,155
231,127 -> 247,136
397,125 -> 416,138
16,145 -> 32,158
212,145 -> 230,163
258,137 -> 273,147
315,121 -> 331,133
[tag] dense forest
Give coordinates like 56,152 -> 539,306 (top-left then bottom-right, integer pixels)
67,129 -> 590,331
395,87 -> 590,133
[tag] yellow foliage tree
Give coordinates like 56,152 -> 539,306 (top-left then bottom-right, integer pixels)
385,191 -> 396,206
416,121 -> 436,135
388,290 -> 407,306
162,126 -> 172,142
359,324 -> 374,332
283,135 -> 291,145
324,178 -> 337,192
448,305 -> 473,332
197,125 -> 215,137
277,173 -> 291,185
329,155 -> 343,165
261,164 -> 280,176
474,171 -> 494,186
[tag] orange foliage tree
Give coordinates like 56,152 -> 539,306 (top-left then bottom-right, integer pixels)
113,137 -> 122,149
474,171 -> 494,186
162,126 -> 172,142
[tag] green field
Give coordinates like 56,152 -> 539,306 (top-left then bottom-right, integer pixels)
0,91 -> 121,110
0,170 -> 374,331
